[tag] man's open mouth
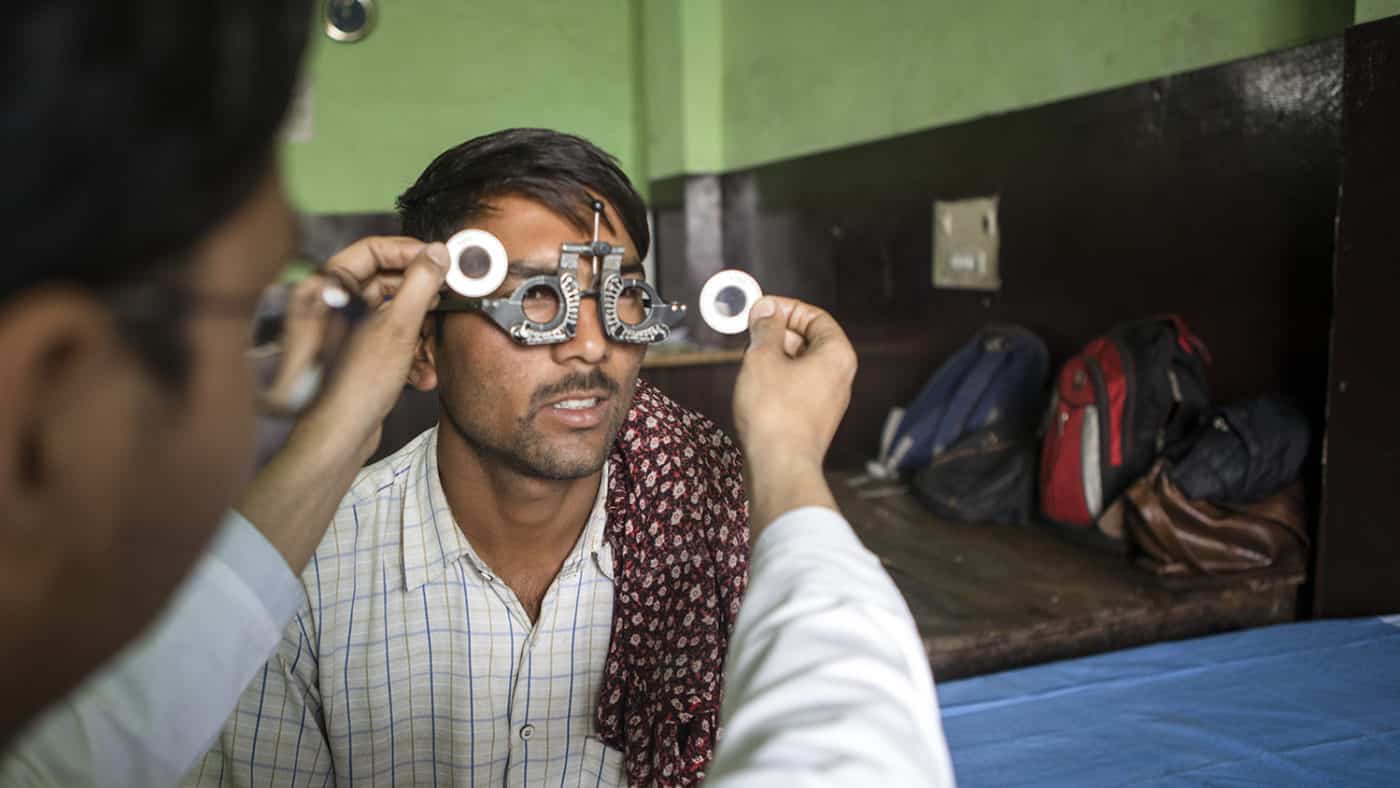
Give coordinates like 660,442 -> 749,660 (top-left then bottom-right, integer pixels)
536,390 -> 613,429
552,398 -> 600,411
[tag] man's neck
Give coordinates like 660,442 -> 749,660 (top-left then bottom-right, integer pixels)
434,424 -> 602,617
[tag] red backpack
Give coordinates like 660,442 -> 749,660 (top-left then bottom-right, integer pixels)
1040,316 -> 1211,548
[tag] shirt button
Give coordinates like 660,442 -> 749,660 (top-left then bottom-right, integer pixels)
519,723 -> 536,741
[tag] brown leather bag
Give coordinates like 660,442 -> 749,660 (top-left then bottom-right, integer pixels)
1101,459 -> 1309,576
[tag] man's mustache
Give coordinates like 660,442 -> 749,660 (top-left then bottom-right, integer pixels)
529,369 -> 620,412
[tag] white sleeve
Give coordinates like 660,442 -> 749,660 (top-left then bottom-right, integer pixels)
0,511 -> 304,788
704,506 -> 957,788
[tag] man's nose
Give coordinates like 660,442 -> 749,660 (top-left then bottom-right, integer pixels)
552,291 -> 609,366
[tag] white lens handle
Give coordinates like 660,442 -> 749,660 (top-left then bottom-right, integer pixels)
445,229 -> 509,297
698,270 -> 763,335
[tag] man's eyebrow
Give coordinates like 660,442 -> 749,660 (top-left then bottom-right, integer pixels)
507,260 -> 556,279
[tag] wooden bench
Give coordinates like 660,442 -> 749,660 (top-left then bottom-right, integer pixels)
828,470 -> 1305,680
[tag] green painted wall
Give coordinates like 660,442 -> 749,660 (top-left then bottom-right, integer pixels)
639,0 -> 684,179
285,1 -> 1361,204
284,0 -> 642,212
640,0 -> 724,178
679,2 -> 725,173
718,0 -> 1354,172
1357,0 -> 1400,22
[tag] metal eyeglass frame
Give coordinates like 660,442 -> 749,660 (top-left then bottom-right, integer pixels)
434,204 -> 686,346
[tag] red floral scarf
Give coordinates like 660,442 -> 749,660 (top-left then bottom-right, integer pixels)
596,379 -> 750,786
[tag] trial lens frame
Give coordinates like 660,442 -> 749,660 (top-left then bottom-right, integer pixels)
435,204 -> 686,346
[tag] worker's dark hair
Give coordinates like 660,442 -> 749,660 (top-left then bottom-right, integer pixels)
1,1 -> 312,379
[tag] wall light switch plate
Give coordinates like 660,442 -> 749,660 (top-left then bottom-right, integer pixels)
933,196 -> 1000,291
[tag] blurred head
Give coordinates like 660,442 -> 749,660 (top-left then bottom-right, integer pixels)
0,0 -> 310,743
397,129 -> 649,481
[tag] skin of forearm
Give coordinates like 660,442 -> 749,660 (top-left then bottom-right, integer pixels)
744,451 -> 838,543
234,414 -> 374,573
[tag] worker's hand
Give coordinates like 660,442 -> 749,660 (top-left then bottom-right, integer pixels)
308,237 -> 448,462
732,297 -> 857,535
734,297 -> 857,469
237,237 -> 448,572
323,236 -> 441,310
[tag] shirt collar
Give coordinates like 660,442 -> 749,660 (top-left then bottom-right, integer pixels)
400,426 -> 613,591
401,427 -> 471,592
567,462 -> 613,580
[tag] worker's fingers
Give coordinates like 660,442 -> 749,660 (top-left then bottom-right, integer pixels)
324,236 -> 429,291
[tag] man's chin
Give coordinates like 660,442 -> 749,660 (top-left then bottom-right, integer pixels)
518,453 -> 607,481
512,432 -> 612,481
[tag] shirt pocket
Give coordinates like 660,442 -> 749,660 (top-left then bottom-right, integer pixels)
576,735 -> 625,787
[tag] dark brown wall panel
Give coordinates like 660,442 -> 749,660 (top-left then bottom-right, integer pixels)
651,39 -> 1342,479
1314,16 -> 1400,617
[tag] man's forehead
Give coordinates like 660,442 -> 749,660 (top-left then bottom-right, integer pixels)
473,194 -> 612,234
463,194 -> 643,276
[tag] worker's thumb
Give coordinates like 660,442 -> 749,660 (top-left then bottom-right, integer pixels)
745,297 -> 784,356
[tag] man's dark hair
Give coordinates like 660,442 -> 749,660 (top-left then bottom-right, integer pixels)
395,128 -> 650,260
2,1 -> 311,377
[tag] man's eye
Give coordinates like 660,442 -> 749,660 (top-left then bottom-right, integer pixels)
520,284 -> 561,323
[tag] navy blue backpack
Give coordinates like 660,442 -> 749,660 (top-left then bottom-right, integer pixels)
870,324 -> 1051,524
872,324 -> 1050,476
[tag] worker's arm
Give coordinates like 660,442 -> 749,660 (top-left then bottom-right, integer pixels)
236,237 -> 448,573
705,298 -> 957,787
0,513 -> 301,788
0,241 -> 447,787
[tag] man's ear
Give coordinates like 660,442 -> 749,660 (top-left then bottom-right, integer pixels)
407,315 -> 440,392
0,290 -> 169,746
0,288 -> 137,561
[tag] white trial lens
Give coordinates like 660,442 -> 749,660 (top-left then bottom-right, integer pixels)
445,229 -> 509,297
699,269 -> 763,335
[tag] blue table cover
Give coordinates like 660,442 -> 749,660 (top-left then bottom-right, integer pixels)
940,617 -> 1400,786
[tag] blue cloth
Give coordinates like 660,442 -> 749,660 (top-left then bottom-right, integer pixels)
941,617 -> 1400,786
